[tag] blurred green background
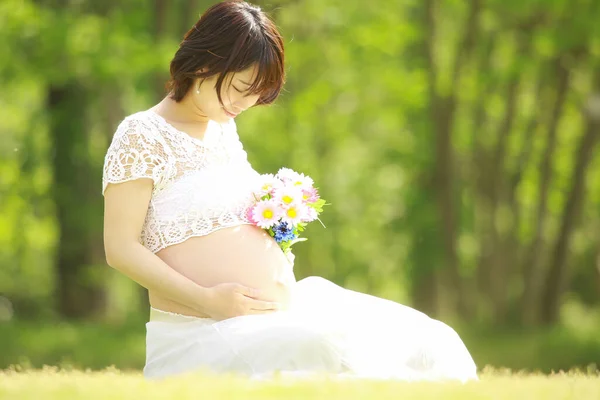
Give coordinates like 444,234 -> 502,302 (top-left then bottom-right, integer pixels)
1,0 -> 599,373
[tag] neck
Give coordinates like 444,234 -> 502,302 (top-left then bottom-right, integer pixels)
155,93 -> 210,125
151,94 -> 213,141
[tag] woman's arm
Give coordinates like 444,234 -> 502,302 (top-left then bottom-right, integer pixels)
103,178 -> 211,312
103,178 -> 279,319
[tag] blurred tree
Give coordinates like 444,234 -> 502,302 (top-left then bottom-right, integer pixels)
48,82 -> 106,318
541,66 -> 600,324
0,0 -> 599,329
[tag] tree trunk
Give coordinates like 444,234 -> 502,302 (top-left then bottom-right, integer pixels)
424,0 -> 480,317
471,37 -> 497,320
412,272 -> 439,317
49,82 -> 106,319
521,59 -> 570,326
464,36 -> 496,321
540,70 -> 600,324
484,74 -> 520,323
507,74 -> 544,322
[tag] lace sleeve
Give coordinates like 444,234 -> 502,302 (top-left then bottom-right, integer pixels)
102,117 -> 168,195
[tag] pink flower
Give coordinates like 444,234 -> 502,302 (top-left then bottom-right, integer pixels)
251,200 -> 281,229
245,207 -> 257,224
302,187 -> 320,203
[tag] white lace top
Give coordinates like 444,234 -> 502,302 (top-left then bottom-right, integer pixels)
102,110 -> 262,253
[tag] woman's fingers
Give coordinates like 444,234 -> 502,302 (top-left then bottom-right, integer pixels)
247,298 -> 281,311
235,284 -> 262,299
246,309 -> 279,315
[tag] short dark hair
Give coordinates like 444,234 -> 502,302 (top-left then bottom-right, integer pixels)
167,1 -> 285,106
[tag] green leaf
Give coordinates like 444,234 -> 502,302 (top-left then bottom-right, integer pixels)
308,198 -> 328,213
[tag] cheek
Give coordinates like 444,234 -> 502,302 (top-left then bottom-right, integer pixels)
248,94 -> 260,105
218,88 -> 236,104
231,91 -> 245,103
211,92 -> 231,110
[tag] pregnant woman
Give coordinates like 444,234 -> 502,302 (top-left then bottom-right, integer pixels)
102,0 -> 478,381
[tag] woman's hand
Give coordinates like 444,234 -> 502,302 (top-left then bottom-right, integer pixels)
203,283 -> 281,320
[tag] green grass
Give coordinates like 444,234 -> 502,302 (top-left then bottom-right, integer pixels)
0,367 -> 599,400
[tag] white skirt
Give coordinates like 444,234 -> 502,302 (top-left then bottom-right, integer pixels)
144,276 -> 478,382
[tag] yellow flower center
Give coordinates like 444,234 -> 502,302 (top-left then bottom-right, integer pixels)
282,195 -> 293,204
294,181 -> 302,186
287,208 -> 297,218
263,210 -> 273,219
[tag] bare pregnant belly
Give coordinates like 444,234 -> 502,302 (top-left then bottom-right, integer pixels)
149,224 -> 296,318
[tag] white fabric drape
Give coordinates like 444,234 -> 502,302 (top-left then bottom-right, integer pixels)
144,276 -> 478,382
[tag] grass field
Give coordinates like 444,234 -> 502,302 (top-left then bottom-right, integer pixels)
1,367 -> 599,400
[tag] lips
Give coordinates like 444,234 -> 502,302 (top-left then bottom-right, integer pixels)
224,108 -> 239,118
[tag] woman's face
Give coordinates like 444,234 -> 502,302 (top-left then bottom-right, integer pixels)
192,64 -> 261,124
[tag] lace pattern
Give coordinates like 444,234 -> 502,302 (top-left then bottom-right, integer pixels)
102,110 -> 262,253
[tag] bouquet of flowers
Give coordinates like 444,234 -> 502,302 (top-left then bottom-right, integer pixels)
247,167 -> 327,255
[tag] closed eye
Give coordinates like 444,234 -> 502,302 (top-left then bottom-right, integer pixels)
233,85 -> 255,98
